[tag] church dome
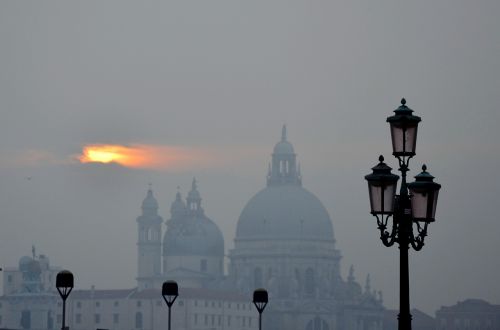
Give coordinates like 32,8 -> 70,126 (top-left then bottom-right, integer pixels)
236,126 -> 334,241
236,185 -> 334,241
163,180 -> 224,257
163,215 -> 224,256
142,186 -> 158,210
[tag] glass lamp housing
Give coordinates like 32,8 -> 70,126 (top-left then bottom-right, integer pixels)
386,99 -> 421,157
408,165 -> 441,222
365,156 -> 399,215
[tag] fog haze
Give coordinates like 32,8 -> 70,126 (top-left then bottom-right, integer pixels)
1,1 -> 499,315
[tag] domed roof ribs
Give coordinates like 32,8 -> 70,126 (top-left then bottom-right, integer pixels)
267,126 -> 302,186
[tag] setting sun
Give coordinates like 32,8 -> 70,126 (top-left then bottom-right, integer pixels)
81,146 -> 127,164
78,144 -> 216,170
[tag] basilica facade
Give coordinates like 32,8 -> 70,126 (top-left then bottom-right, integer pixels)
136,126 -> 384,330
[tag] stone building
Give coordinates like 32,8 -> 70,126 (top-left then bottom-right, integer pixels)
435,299 -> 500,330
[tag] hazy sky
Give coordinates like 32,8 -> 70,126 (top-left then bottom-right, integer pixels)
1,1 -> 499,315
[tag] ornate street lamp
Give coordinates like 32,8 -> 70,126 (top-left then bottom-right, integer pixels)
162,281 -> 178,330
253,288 -> 268,330
365,99 -> 441,330
56,270 -> 74,330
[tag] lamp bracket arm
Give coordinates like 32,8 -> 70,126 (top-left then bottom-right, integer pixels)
376,214 -> 397,247
409,221 -> 428,251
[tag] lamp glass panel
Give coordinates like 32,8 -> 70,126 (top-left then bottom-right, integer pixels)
368,183 -> 396,214
390,125 -> 418,155
410,191 -> 435,220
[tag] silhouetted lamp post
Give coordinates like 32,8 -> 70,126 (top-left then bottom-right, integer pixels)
365,99 -> 441,330
253,288 -> 268,330
56,270 -> 74,330
162,281 -> 178,330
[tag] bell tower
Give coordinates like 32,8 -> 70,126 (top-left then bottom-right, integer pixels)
136,185 -> 163,290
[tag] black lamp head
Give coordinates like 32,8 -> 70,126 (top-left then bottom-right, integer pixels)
162,281 -> 179,307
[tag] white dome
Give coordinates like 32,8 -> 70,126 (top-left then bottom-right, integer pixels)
235,185 -> 334,241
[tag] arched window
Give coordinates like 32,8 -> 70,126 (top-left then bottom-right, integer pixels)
135,312 -> 143,329
304,268 -> 315,295
47,311 -> 53,329
254,268 -> 263,288
305,317 -> 329,330
20,310 -> 31,329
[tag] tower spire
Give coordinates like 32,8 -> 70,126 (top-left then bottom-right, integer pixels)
281,124 -> 287,141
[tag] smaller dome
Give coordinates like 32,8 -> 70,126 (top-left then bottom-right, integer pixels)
19,256 -> 33,270
273,140 -> 294,155
142,188 -> 158,210
170,191 -> 186,219
163,216 -> 224,256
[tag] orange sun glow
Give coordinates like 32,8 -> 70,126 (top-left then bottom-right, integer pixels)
78,144 -> 214,170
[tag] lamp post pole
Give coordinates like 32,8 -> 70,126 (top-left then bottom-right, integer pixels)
365,99 -> 441,330
162,281 -> 179,330
56,270 -> 74,330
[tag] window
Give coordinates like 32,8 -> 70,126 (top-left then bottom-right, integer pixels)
75,314 -> 81,324
94,314 -> 100,324
306,317 -> 329,330
47,312 -> 54,330
95,301 -> 100,307
114,301 -> 119,307
137,300 -> 142,307
205,314 -> 208,325
243,317 -> 246,327
194,314 -> 198,325
211,314 -> 215,326
249,317 -> 252,327
56,314 -> 61,324
204,301 -> 208,307
0,315 -> 2,325
76,301 -> 82,308
135,312 -> 143,329
194,300 -> 198,306
200,259 -> 207,272
7,275 -> 12,283
0,302 -> 2,308
218,315 -> 222,326
305,268 -> 315,295
211,301 -> 215,307
21,310 -> 31,329
113,313 -> 119,324
227,316 -> 231,327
